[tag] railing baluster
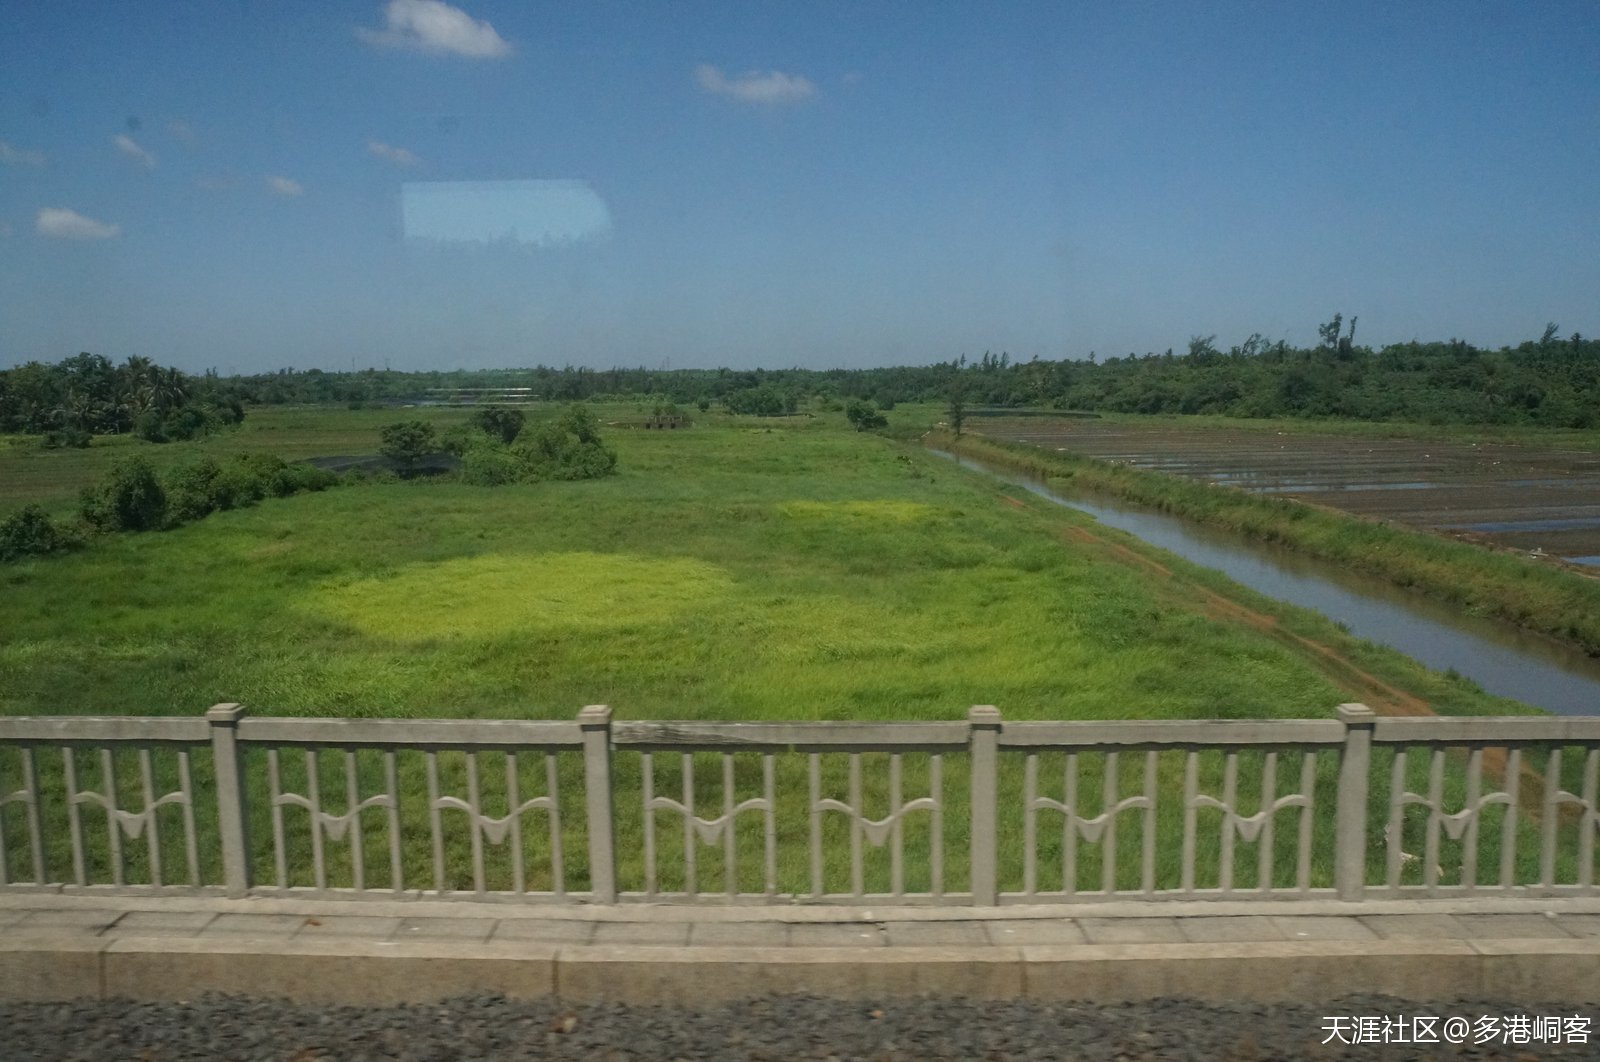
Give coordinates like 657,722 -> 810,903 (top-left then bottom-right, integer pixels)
722,753 -> 736,897
23,748 -> 46,885
268,749 -> 287,888
1462,747 -> 1482,890
63,748 -> 85,887
1218,750 -> 1236,895
178,750 -> 199,887
0,751 -> 11,885
426,750 -> 445,894
1296,752 -> 1315,893
808,753 -> 823,897
1181,750 -> 1197,893
545,752 -> 564,897
1257,751 -> 1276,893
385,750 -> 403,893
889,753 -> 903,898
346,749 -> 365,892
848,752 -> 863,899
682,753 -> 696,899
1141,750 -> 1157,895
1064,752 -> 1078,895
139,748 -> 161,886
102,748 -> 123,886
930,754 -> 943,898
1500,748 -> 1520,889
1582,749 -> 1599,889
506,752 -> 524,895
1022,752 -> 1038,896
762,753 -> 777,896
1424,747 -> 1444,892
305,749 -> 326,891
465,751 -> 485,895
1386,749 -> 1407,889
1103,750 -> 1119,894
642,752 -> 657,897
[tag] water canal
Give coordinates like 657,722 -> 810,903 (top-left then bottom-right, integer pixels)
935,450 -> 1600,717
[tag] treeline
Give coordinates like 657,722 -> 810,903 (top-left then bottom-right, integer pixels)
10,320 -> 1598,431
216,320 -> 1595,428
0,353 -> 247,445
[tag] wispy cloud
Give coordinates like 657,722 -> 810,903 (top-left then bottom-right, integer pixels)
695,64 -> 816,105
357,0 -> 511,58
37,208 -> 120,240
266,175 -> 305,197
368,139 -> 420,166
0,140 -> 47,167
113,133 -> 156,169
168,118 -> 195,143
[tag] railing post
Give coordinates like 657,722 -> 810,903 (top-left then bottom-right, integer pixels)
968,705 -> 1002,906
206,703 -> 252,899
1334,703 -> 1376,901
579,705 -> 617,903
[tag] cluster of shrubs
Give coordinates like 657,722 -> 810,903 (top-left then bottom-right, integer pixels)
0,452 -> 338,563
133,401 -> 245,444
435,405 -> 618,487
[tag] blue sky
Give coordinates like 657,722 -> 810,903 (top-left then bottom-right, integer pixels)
2,1 -> 1597,373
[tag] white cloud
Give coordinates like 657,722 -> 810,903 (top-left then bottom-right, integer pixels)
168,118 -> 195,142
0,140 -> 47,167
36,208 -> 120,240
266,175 -> 305,197
113,133 -> 156,169
368,139 -> 420,166
357,0 -> 511,58
695,63 -> 816,104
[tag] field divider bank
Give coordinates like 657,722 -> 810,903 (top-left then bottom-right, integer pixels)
932,430 -> 1600,659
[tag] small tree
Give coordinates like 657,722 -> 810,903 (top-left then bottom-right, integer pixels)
379,421 -> 437,475
80,456 -> 168,532
471,406 -> 525,444
948,388 -> 966,437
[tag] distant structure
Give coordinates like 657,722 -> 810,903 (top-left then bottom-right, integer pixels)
423,387 -> 539,406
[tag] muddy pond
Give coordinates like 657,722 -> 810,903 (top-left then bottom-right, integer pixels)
979,419 -> 1600,569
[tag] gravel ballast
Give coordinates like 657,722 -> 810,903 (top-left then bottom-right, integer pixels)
2,994 -> 1596,1061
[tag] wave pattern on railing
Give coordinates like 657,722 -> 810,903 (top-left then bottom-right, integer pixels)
4,705 -> 1600,904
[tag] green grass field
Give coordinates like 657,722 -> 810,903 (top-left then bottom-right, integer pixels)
3,404 -> 1555,896
1,404 -> 1527,723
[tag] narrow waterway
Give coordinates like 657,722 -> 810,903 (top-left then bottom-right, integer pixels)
935,451 -> 1600,717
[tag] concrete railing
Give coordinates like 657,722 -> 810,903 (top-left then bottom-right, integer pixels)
2,704 -> 1599,905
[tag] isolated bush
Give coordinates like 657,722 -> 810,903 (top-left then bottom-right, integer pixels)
80,456 -> 168,532
470,406 -> 525,444
0,505 -> 80,562
845,399 -> 888,432
41,427 -> 92,450
460,445 -> 523,486
163,456 -> 224,523
379,420 -> 437,474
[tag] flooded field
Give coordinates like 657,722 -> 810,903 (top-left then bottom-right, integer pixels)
979,419 -> 1600,569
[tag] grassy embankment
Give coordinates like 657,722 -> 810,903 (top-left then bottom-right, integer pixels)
0,406 -> 1565,896
935,427 -> 1600,659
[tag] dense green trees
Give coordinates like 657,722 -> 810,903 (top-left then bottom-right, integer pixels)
10,321 -> 1596,432
0,353 -> 244,442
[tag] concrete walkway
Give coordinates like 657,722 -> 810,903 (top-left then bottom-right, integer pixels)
5,894 -> 1600,1006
